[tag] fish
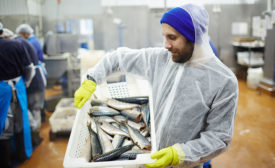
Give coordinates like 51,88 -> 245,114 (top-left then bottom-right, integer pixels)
141,104 -> 150,126
87,121 -> 102,159
141,128 -> 150,137
112,134 -> 125,149
113,115 -> 127,123
95,116 -> 117,123
114,96 -> 149,105
121,107 -> 142,122
87,117 -> 97,133
119,125 -> 129,134
89,106 -> 120,117
122,138 -> 134,146
91,99 -> 108,107
117,153 -> 137,160
96,122 -> 114,153
117,149 -> 150,160
93,144 -> 134,162
125,124 -> 151,150
111,122 -> 120,129
105,132 -> 113,142
100,121 -> 129,137
127,120 -> 146,131
106,98 -> 140,110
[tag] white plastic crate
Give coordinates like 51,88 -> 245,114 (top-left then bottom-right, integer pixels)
49,107 -> 78,133
63,77 -> 156,168
55,98 -> 75,109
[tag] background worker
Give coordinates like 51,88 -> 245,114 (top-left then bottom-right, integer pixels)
16,24 -> 44,62
16,24 -> 47,136
15,28 -> 45,147
0,22 -> 33,167
74,4 -> 238,168
2,28 -> 15,39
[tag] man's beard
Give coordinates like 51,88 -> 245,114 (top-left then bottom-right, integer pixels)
169,49 -> 193,63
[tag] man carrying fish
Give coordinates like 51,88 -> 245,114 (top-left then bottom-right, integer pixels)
74,4 -> 238,168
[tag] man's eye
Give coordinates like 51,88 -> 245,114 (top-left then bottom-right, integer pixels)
169,36 -> 176,40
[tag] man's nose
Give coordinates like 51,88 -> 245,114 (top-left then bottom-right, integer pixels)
164,41 -> 172,49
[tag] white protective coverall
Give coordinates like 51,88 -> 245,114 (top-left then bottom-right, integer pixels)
86,4 -> 238,168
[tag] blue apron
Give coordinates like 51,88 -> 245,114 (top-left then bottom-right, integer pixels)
0,81 -> 12,135
15,77 -> 33,158
0,77 -> 32,158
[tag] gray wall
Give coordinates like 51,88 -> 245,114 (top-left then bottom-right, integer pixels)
41,1 -> 268,69
96,3 -> 266,68
41,0 -> 102,38
206,2 -> 267,68
0,15 -> 40,35
98,6 -> 149,51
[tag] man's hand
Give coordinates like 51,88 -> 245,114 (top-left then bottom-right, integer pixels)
74,80 -> 96,109
145,145 -> 184,168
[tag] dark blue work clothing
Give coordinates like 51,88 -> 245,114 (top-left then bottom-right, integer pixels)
28,36 -> 44,62
15,36 -> 44,94
0,37 -> 31,80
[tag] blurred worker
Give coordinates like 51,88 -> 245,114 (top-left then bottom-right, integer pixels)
74,4 -> 238,168
16,24 -> 44,62
15,28 -> 46,147
16,24 -> 47,124
2,28 -> 15,39
0,22 -> 33,167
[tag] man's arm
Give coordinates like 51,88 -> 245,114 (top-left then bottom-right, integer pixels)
177,78 -> 238,167
86,47 -> 167,84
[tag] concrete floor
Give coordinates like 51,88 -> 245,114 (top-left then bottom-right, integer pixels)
17,80 -> 275,168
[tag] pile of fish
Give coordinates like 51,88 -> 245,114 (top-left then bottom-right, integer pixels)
86,96 -> 151,162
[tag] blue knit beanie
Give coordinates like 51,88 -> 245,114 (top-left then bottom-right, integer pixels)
160,7 -> 195,43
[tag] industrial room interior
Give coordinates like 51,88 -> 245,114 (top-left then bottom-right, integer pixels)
0,0 -> 275,168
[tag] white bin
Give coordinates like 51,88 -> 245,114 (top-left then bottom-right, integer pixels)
49,107 -> 78,133
55,98 -> 75,110
63,77 -> 156,168
247,67 -> 264,89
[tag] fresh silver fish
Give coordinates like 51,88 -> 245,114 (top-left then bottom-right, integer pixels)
105,132 -> 113,142
125,124 -> 151,150
87,121 -> 102,159
113,115 -> 127,123
141,104 -> 150,126
87,117 -> 97,133
96,122 -> 114,153
119,125 -> 129,134
111,122 -> 120,129
106,98 -> 139,110
95,116 -> 117,123
141,128 -> 150,137
89,106 -> 120,117
121,107 -> 142,122
117,152 -> 137,160
93,144 -> 134,162
114,96 -> 149,105
91,99 -> 108,107
127,120 -> 146,131
122,138 -> 134,146
118,148 -> 150,160
100,121 -> 129,137
112,134 -> 125,149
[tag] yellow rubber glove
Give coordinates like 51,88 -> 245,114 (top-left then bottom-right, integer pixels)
74,80 -> 96,109
145,144 -> 185,168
